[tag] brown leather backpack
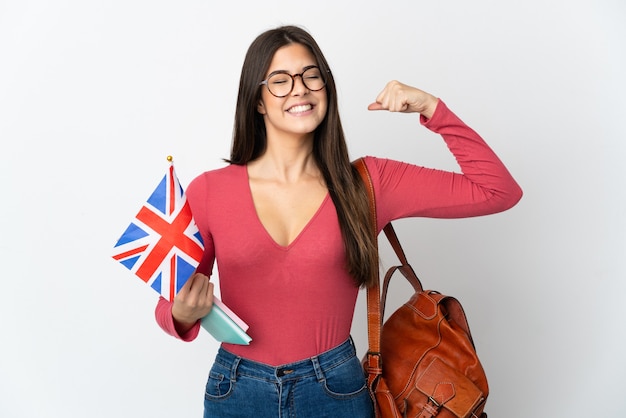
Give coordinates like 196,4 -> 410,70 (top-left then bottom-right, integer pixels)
355,158 -> 489,418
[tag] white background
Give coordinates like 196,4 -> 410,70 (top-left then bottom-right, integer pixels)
1,1 -> 625,417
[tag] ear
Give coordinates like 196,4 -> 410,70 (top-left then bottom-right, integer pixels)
257,100 -> 266,115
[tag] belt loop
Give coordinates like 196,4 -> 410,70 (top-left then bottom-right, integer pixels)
310,356 -> 325,382
230,356 -> 241,382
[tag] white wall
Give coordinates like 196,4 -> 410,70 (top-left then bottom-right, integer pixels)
1,1 -> 624,417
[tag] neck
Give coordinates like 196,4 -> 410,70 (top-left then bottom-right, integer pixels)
250,132 -> 318,183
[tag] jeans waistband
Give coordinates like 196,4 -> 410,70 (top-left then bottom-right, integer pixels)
214,337 -> 358,382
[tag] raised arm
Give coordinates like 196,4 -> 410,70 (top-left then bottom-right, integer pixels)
366,81 -> 522,229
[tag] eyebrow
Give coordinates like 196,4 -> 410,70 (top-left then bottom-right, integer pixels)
265,64 -> 318,77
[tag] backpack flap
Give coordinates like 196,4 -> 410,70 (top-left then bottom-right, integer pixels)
415,358 -> 485,418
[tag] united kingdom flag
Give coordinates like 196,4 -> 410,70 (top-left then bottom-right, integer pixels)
112,158 -> 204,301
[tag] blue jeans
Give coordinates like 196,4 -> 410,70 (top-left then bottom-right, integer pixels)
203,337 -> 374,417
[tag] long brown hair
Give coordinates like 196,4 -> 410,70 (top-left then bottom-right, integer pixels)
228,25 -> 377,287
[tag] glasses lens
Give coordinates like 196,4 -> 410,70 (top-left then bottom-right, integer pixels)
302,67 -> 325,91
267,73 -> 293,97
265,67 -> 326,97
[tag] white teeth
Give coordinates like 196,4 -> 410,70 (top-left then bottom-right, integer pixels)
288,104 -> 312,113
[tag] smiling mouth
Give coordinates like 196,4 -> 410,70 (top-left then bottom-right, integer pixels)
287,104 -> 312,114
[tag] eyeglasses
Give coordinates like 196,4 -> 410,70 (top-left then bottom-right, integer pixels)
259,65 -> 327,98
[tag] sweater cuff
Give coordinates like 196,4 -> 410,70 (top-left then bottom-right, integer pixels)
420,99 -> 447,129
155,296 -> 201,342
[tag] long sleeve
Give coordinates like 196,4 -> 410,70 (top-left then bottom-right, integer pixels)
366,100 -> 522,231
154,297 -> 201,341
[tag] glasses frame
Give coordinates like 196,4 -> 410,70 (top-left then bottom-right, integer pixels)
259,65 -> 329,98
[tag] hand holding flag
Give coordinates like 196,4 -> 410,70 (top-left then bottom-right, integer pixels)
111,157 -> 251,345
111,156 -> 204,301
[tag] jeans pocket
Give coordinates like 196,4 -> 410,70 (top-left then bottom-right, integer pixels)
204,362 -> 234,400
322,355 -> 368,399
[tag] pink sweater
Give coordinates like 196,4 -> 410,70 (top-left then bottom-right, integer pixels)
155,101 -> 522,365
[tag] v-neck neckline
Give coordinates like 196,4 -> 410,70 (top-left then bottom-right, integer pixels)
244,165 -> 330,250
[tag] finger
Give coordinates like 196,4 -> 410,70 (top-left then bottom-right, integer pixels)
368,100 -> 408,112
201,282 -> 215,305
178,273 -> 207,302
189,274 -> 209,297
177,273 -> 196,297
189,273 -> 209,288
367,102 -> 386,111
205,281 -> 214,296
194,278 -> 211,297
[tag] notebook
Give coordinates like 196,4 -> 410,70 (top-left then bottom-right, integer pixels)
200,297 -> 252,345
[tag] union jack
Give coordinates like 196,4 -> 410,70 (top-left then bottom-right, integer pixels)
112,159 -> 204,301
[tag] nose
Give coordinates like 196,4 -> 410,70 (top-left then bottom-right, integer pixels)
290,74 -> 309,95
